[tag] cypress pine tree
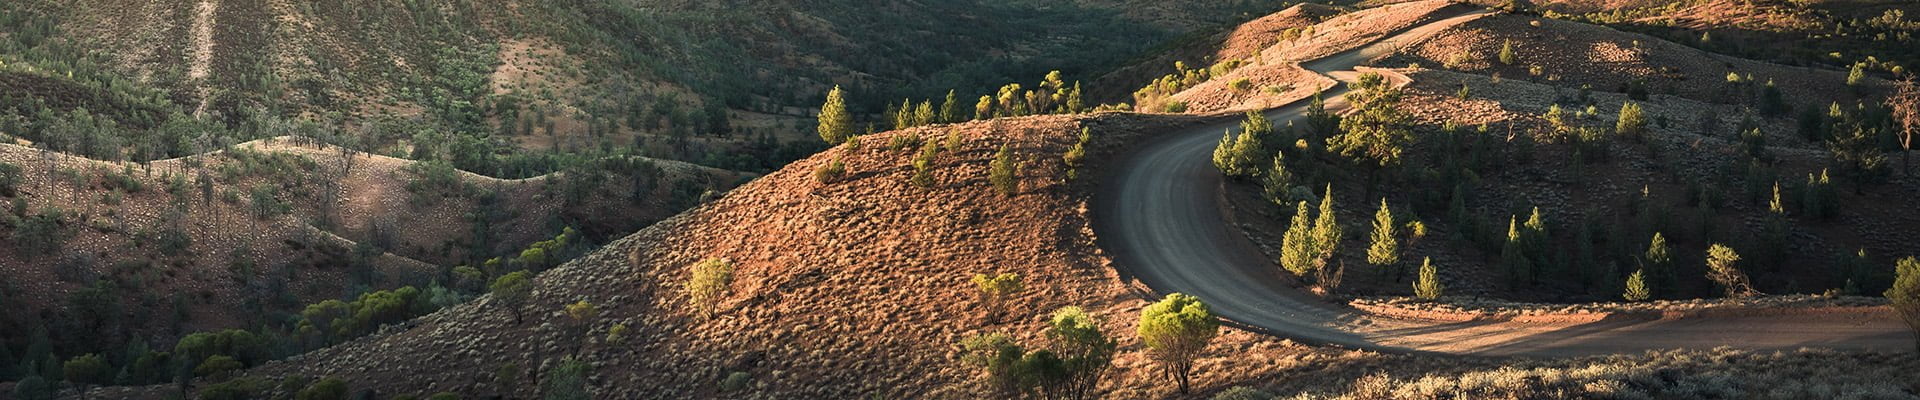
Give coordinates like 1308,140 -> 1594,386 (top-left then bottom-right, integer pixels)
1261,151 -> 1294,206
1280,202 -> 1317,277
1367,198 -> 1401,279
1523,207 -> 1549,281
1645,232 -> 1673,296
817,86 -> 853,144
1624,268 -> 1652,301
1414,257 -> 1442,300
1498,39 -> 1517,65
990,144 -> 1018,195
1501,216 -> 1532,288
1066,82 -> 1086,114
914,101 -> 935,127
940,90 -> 961,123
1616,101 -> 1647,141
1311,187 -> 1344,271
895,99 -> 915,130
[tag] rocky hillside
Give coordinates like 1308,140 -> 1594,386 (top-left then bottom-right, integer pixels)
0,136 -> 747,370
3,0 -> 1295,174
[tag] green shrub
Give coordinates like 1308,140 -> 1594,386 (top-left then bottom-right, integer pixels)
1161,100 -> 1188,113
11,376 -> 52,400
1138,293 -> 1217,394
972,273 -> 1024,321
1624,269 -> 1651,301
193,355 -> 244,379
297,378 -> 349,400
540,358 -> 590,400
1616,101 -> 1647,141
14,209 -> 71,257
1414,258 -> 1443,300
1498,39 -> 1517,65
1213,386 -> 1274,400
813,157 -> 846,184
1886,257 -> 1919,351
685,258 -> 735,317
719,371 -> 752,392
197,378 -> 269,400
0,162 -> 21,197
490,271 -> 534,323
989,144 -> 1018,195
1228,78 -> 1252,92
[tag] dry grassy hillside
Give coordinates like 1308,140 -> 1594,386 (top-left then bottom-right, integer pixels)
7,0 -> 1296,175
1382,12 -> 1883,107
0,136 -> 746,367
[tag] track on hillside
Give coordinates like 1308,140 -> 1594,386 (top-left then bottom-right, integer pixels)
1091,7 -> 1913,357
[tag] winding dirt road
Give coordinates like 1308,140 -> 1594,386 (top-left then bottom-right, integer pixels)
1092,8 -> 1914,356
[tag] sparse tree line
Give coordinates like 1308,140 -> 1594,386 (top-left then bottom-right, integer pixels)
817,71 -> 1102,147
0,226 -> 597,399
1202,58 -> 1920,310
959,270 -> 1220,398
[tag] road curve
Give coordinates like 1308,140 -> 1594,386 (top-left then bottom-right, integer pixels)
1091,8 -> 1914,357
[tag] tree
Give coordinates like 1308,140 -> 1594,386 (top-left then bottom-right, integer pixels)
1616,101 -> 1647,141
1260,151 -> 1294,205
958,333 -> 1027,396
1309,188 -> 1345,288
541,358 -> 591,400
1624,269 -> 1652,301
817,86 -> 853,144
940,90 -> 962,123
685,258 -> 735,318
1414,257 -> 1443,300
1888,257 -> 1920,350
1137,293 -> 1217,395
1045,307 -> 1116,400
1279,201 -> 1317,277
976,95 -> 995,121
62,354 -> 109,400
1887,75 -> 1918,174
1705,244 -> 1757,298
194,355 -> 243,379
490,271 -> 534,324
990,144 -> 1018,195
1367,198 -> 1401,278
11,376 -> 52,400
1302,93 -> 1340,139
1211,131 -> 1263,178
1330,73 -> 1412,194
296,378 -> 349,400
973,273 -> 1025,322
1498,39 -> 1517,65
1847,63 -> 1867,88
1501,217 -> 1531,288
564,301 -> 599,353
1644,232 -> 1672,296
1213,112 -> 1271,178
